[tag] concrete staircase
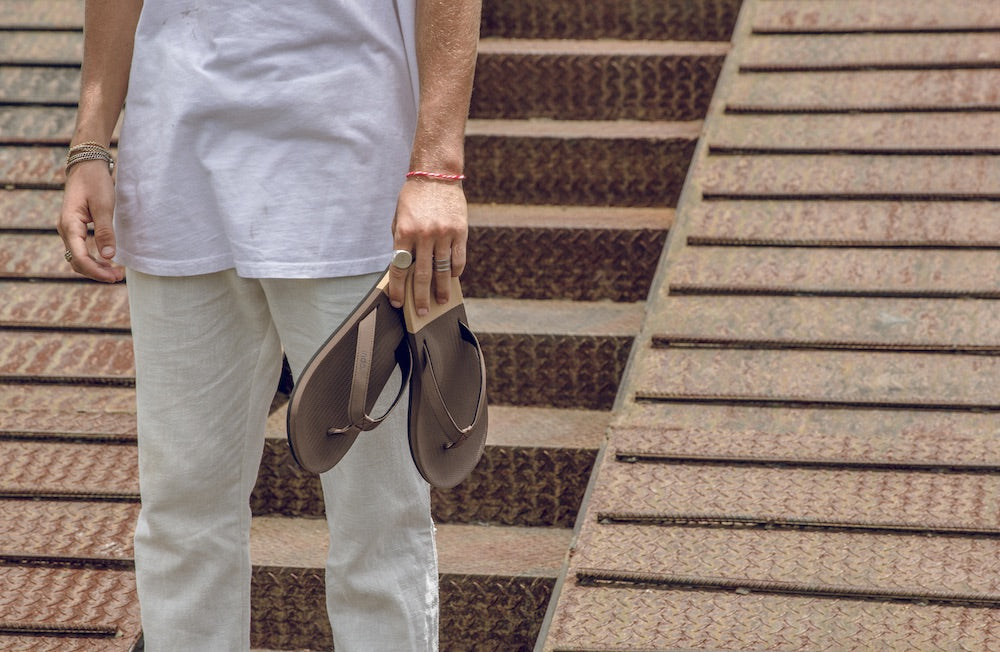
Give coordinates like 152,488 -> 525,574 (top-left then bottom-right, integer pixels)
0,0 -> 739,649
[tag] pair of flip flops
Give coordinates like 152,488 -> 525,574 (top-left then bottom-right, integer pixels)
286,267 -> 488,488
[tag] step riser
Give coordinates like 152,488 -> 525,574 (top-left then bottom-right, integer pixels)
466,136 -> 695,207
473,54 -> 724,121
250,568 -> 552,651
482,0 -> 741,41
252,440 -> 597,528
465,226 -> 666,302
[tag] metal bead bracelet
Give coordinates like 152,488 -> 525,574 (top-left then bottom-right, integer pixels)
66,142 -> 115,174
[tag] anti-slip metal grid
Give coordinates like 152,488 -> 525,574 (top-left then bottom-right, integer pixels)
543,0 -> 1000,649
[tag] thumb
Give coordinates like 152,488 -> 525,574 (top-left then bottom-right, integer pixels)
90,180 -> 117,260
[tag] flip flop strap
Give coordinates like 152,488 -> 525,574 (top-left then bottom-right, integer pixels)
420,320 -> 487,449
328,307 -> 412,436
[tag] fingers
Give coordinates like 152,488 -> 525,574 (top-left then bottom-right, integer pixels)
389,177 -> 469,314
58,164 -> 124,283
433,245 -> 453,304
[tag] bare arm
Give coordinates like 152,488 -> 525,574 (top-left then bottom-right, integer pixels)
57,0 -> 142,283
388,0 -> 482,314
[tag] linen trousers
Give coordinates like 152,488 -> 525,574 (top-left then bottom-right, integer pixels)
126,268 -> 438,652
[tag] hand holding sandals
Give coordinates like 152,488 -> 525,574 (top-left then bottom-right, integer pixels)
387,174 -> 469,312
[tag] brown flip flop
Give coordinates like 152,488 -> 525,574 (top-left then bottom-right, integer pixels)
287,268 -> 411,473
403,272 -> 488,488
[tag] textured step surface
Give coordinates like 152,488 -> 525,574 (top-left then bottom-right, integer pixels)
753,0 -> 1000,33
0,0 -> 83,28
684,200 -> 1000,246
572,521 -> 1000,602
744,33 -> 1000,70
670,247 -> 1000,297
250,517 -> 571,651
254,403 -> 607,527
711,113 -> 1000,152
473,39 -> 727,121
592,459 -> 1000,534
466,204 -> 671,301
545,586 -> 1000,651
613,403 -> 1000,468
648,295 -> 1000,349
541,1 -> 1000,649
481,0 -> 742,41
728,70 -> 1000,112
465,120 -> 700,207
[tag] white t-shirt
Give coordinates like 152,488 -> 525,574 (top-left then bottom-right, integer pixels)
114,0 -> 419,278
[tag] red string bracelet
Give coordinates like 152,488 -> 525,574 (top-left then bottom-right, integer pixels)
406,170 -> 466,182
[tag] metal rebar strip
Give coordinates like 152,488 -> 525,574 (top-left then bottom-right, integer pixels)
575,568 -> 1000,606
0,622 -> 117,638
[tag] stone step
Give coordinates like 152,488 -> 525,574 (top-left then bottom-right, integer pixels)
0,195 -> 672,302
465,119 -> 700,207
669,246 -> 1000,298
0,0 -> 83,29
249,516 -> 572,651
466,204 -> 672,302
254,404 -> 608,527
2,0 -> 742,42
473,38 -> 727,121
1,118 -> 701,207
481,0 -> 741,41
0,278 -> 642,408
1,37 -> 726,123
0,497 -> 569,651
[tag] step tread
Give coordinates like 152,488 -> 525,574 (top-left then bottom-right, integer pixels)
0,499 -> 137,560
266,404 -> 608,450
0,383 -> 135,412
754,0 -> 1000,32
0,31 -> 80,63
0,280 -> 130,330
745,33 -> 1000,69
468,297 -> 644,337
670,246 -> 1000,297
251,516 -> 571,578
545,585 -> 1000,651
614,403 -> 1000,469
467,117 -> 703,140
634,347 -> 1000,408
684,200 -> 1000,246
572,520 -> 1000,600
469,203 -> 673,230
648,295 -> 1000,349
728,69 -> 1000,112
0,330 -> 134,382
710,113 -> 1000,152
593,458 -> 1000,534
478,37 -> 730,56
703,154 -> 1000,198
0,566 -> 141,652
0,1 -> 83,29
0,440 -> 138,496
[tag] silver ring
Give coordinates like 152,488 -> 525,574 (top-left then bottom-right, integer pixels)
390,249 -> 413,269
434,258 -> 452,273
64,249 -> 73,263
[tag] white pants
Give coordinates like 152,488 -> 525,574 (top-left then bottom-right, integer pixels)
126,269 -> 438,652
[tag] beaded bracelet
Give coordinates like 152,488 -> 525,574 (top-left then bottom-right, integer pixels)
406,170 -> 466,182
66,142 -> 115,174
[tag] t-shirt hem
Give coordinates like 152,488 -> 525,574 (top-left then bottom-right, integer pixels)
117,248 -> 389,279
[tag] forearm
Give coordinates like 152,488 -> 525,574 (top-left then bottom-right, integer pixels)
72,0 -> 142,147
410,0 -> 482,173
